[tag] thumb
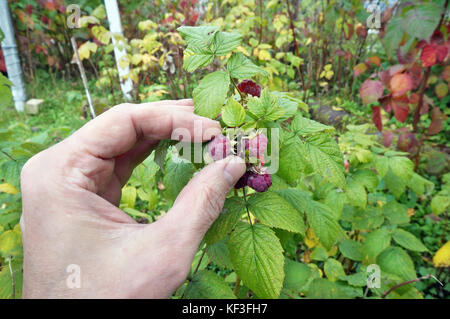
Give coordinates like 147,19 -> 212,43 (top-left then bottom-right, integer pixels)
162,155 -> 246,241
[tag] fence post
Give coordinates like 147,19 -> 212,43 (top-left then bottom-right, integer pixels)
0,0 -> 27,111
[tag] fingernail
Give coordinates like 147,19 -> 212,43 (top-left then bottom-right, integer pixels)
223,156 -> 246,186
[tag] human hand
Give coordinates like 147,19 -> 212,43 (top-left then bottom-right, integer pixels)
20,100 -> 246,298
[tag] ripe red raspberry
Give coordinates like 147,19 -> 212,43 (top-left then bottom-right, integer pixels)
247,172 -> 272,192
208,134 -> 232,161
237,80 -> 261,97
246,133 -> 268,157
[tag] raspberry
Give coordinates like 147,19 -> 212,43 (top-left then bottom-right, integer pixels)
247,172 -> 272,192
237,80 -> 261,97
208,134 -> 232,161
247,133 -> 268,158
234,172 -> 250,189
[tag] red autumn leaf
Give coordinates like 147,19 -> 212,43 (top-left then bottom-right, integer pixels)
353,63 -> 368,77
382,131 -> 394,147
25,4 -> 33,15
372,106 -> 382,131
45,0 -> 57,10
409,63 -> 424,89
378,70 -> 391,86
388,65 -> 406,77
420,44 -> 448,67
428,107 -> 445,135
367,56 -> 381,67
409,93 -> 420,105
360,79 -> 383,105
356,26 -> 367,38
397,129 -> 418,153
345,23 -> 354,40
392,96 -> 410,122
390,73 -> 413,97
380,95 -> 393,113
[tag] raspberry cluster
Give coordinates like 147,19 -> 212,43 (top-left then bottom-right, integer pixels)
237,80 -> 261,97
207,131 -> 272,192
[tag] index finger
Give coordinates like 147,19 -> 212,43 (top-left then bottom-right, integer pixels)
68,101 -> 222,159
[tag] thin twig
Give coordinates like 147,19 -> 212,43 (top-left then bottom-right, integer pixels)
381,274 -> 443,299
7,256 -> 15,299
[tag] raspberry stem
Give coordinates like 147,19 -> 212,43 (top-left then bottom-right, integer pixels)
242,187 -> 253,227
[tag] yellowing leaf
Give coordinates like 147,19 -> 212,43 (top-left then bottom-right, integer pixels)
258,49 -> 271,61
305,38 -> 312,46
138,20 -> 157,32
305,228 -> 319,248
0,183 -> 18,195
433,241 -> 450,268
78,41 -> 98,60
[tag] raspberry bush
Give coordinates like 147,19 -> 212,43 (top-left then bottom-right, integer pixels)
152,26 -> 442,299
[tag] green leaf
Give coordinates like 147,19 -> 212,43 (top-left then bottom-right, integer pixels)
227,53 -> 267,79
361,228 -> 391,264
392,228 -> 428,252
228,223 -> 284,299
352,169 -> 379,192
306,278 -> 363,299
213,31 -> 242,55
339,272 -> 367,287
277,189 -> 345,250
277,139 -> 306,183
339,239 -> 363,262
345,178 -> 367,209
1,159 -> 27,188
303,134 -> 345,189
0,226 -> 22,258
310,246 -> 328,261
120,186 -> 137,208
377,247 -> 416,282
407,173 -> 434,196
0,74 -> 13,108
431,194 -> 449,216
383,17 -> 403,58
0,258 -> 23,299
384,169 -> 406,199
204,197 -> 245,245
388,156 -> 414,183
177,25 -> 219,49
221,98 -> 245,127
283,258 -> 317,292
401,3 -> 443,41
207,237 -> 234,270
183,47 -> 214,72
193,71 -> 230,119
248,192 -> 305,235
324,258 -> 346,282
291,114 -> 334,135
162,155 -> 195,201
383,201 -> 409,225
184,270 -> 236,299
247,89 -> 285,121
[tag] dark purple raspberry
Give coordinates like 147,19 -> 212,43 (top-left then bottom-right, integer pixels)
237,80 -> 261,97
234,171 -> 250,189
247,172 -> 272,192
208,134 -> 231,161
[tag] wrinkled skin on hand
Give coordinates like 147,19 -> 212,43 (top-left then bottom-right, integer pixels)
20,100 -> 245,298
